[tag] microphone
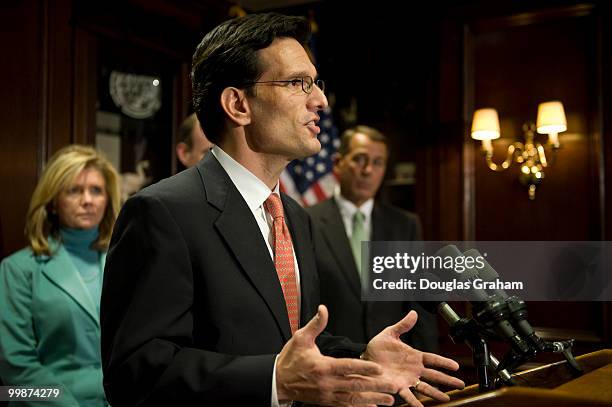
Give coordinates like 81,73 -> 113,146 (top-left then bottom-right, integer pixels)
462,249 -> 508,298
427,300 -> 516,387
417,246 -> 520,386
463,249 -> 583,375
463,249 -> 546,352
429,245 -> 488,301
431,246 -> 533,359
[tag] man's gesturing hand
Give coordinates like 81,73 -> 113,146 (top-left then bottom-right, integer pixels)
276,305 -> 397,406
363,310 -> 465,407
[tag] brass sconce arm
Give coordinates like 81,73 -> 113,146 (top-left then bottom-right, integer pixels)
482,141 -> 522,172
536,144 -> 548,168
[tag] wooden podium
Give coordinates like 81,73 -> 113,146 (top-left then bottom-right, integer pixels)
421,349 -> 612,406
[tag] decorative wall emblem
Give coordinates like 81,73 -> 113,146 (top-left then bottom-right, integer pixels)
109,71 -> 161,119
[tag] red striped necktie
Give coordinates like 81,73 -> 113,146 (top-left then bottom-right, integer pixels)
264,193 -> 299,335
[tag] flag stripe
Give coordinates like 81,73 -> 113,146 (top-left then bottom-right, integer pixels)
311,182 -> 327,202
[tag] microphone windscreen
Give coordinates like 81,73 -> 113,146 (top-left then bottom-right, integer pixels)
463,249 -> 499,281
418,301 -> 442,314
435,244 -> 463,258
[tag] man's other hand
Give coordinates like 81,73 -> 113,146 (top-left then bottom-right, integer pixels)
363,310 -> 465,407
276,305 -> 397,406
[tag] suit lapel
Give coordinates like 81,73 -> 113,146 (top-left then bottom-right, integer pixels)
41,243 -> 100,326
198,155 -> 292,341
100,252 -> 106,273
320,200 -> 362,298
367,204 -> 388,319
371,204 -> 386,241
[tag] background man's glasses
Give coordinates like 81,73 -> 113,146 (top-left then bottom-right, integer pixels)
245,76 -> 325,94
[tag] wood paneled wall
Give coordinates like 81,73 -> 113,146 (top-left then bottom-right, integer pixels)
466,5 -> 600,241
0,0 -> 226,258
419,1 -> 611,363
0,0 -> 73,257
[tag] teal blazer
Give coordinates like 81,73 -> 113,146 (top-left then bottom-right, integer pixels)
0,239 -> 106,406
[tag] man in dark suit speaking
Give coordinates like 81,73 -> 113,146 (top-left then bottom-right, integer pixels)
307,125 -> 439,352
101,13 -> 463,406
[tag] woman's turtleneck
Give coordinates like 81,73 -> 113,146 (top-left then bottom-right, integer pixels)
60,227 -> 102,313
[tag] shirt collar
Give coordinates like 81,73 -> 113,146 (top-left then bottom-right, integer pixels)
334,185 -> 374,220
211,145 -> 278,211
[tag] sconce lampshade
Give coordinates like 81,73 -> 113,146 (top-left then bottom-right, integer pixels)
536,101 -> 567,134
471,108 -> 501,140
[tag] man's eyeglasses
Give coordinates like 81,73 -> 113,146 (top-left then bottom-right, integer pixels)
245,76 -> 325,94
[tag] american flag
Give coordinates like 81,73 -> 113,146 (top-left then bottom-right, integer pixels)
280,106 -> 340,206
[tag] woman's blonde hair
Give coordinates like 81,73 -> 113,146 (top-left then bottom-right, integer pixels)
25,145 -> 121,256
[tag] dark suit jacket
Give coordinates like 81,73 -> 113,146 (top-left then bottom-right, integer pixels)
101,154 -> 363,406
306,198 -> 439,352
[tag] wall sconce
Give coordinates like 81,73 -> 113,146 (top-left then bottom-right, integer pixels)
471,101 -> 567,200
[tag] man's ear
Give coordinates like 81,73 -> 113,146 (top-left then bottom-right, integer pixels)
220,87 -> 251,126
176,142 -> 190,167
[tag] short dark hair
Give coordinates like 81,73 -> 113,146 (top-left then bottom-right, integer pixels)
191,13 -> 311,144
177,113 -> 199,150
338,125 -> 388,155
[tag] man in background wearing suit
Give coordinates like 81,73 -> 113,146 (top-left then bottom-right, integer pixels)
101,13 -> 463,407
307,126 -> 439,353
175,113 -> 214,169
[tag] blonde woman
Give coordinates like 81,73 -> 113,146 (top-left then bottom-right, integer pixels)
0,145 -> 120,406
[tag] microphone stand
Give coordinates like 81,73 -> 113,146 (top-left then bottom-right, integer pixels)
505,297 -> 583,375
437,302 -> 517,392
458,249 -> 583,378
471,299 -> 583,383
544,339 -> 583,375
448,316 -> 493,391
